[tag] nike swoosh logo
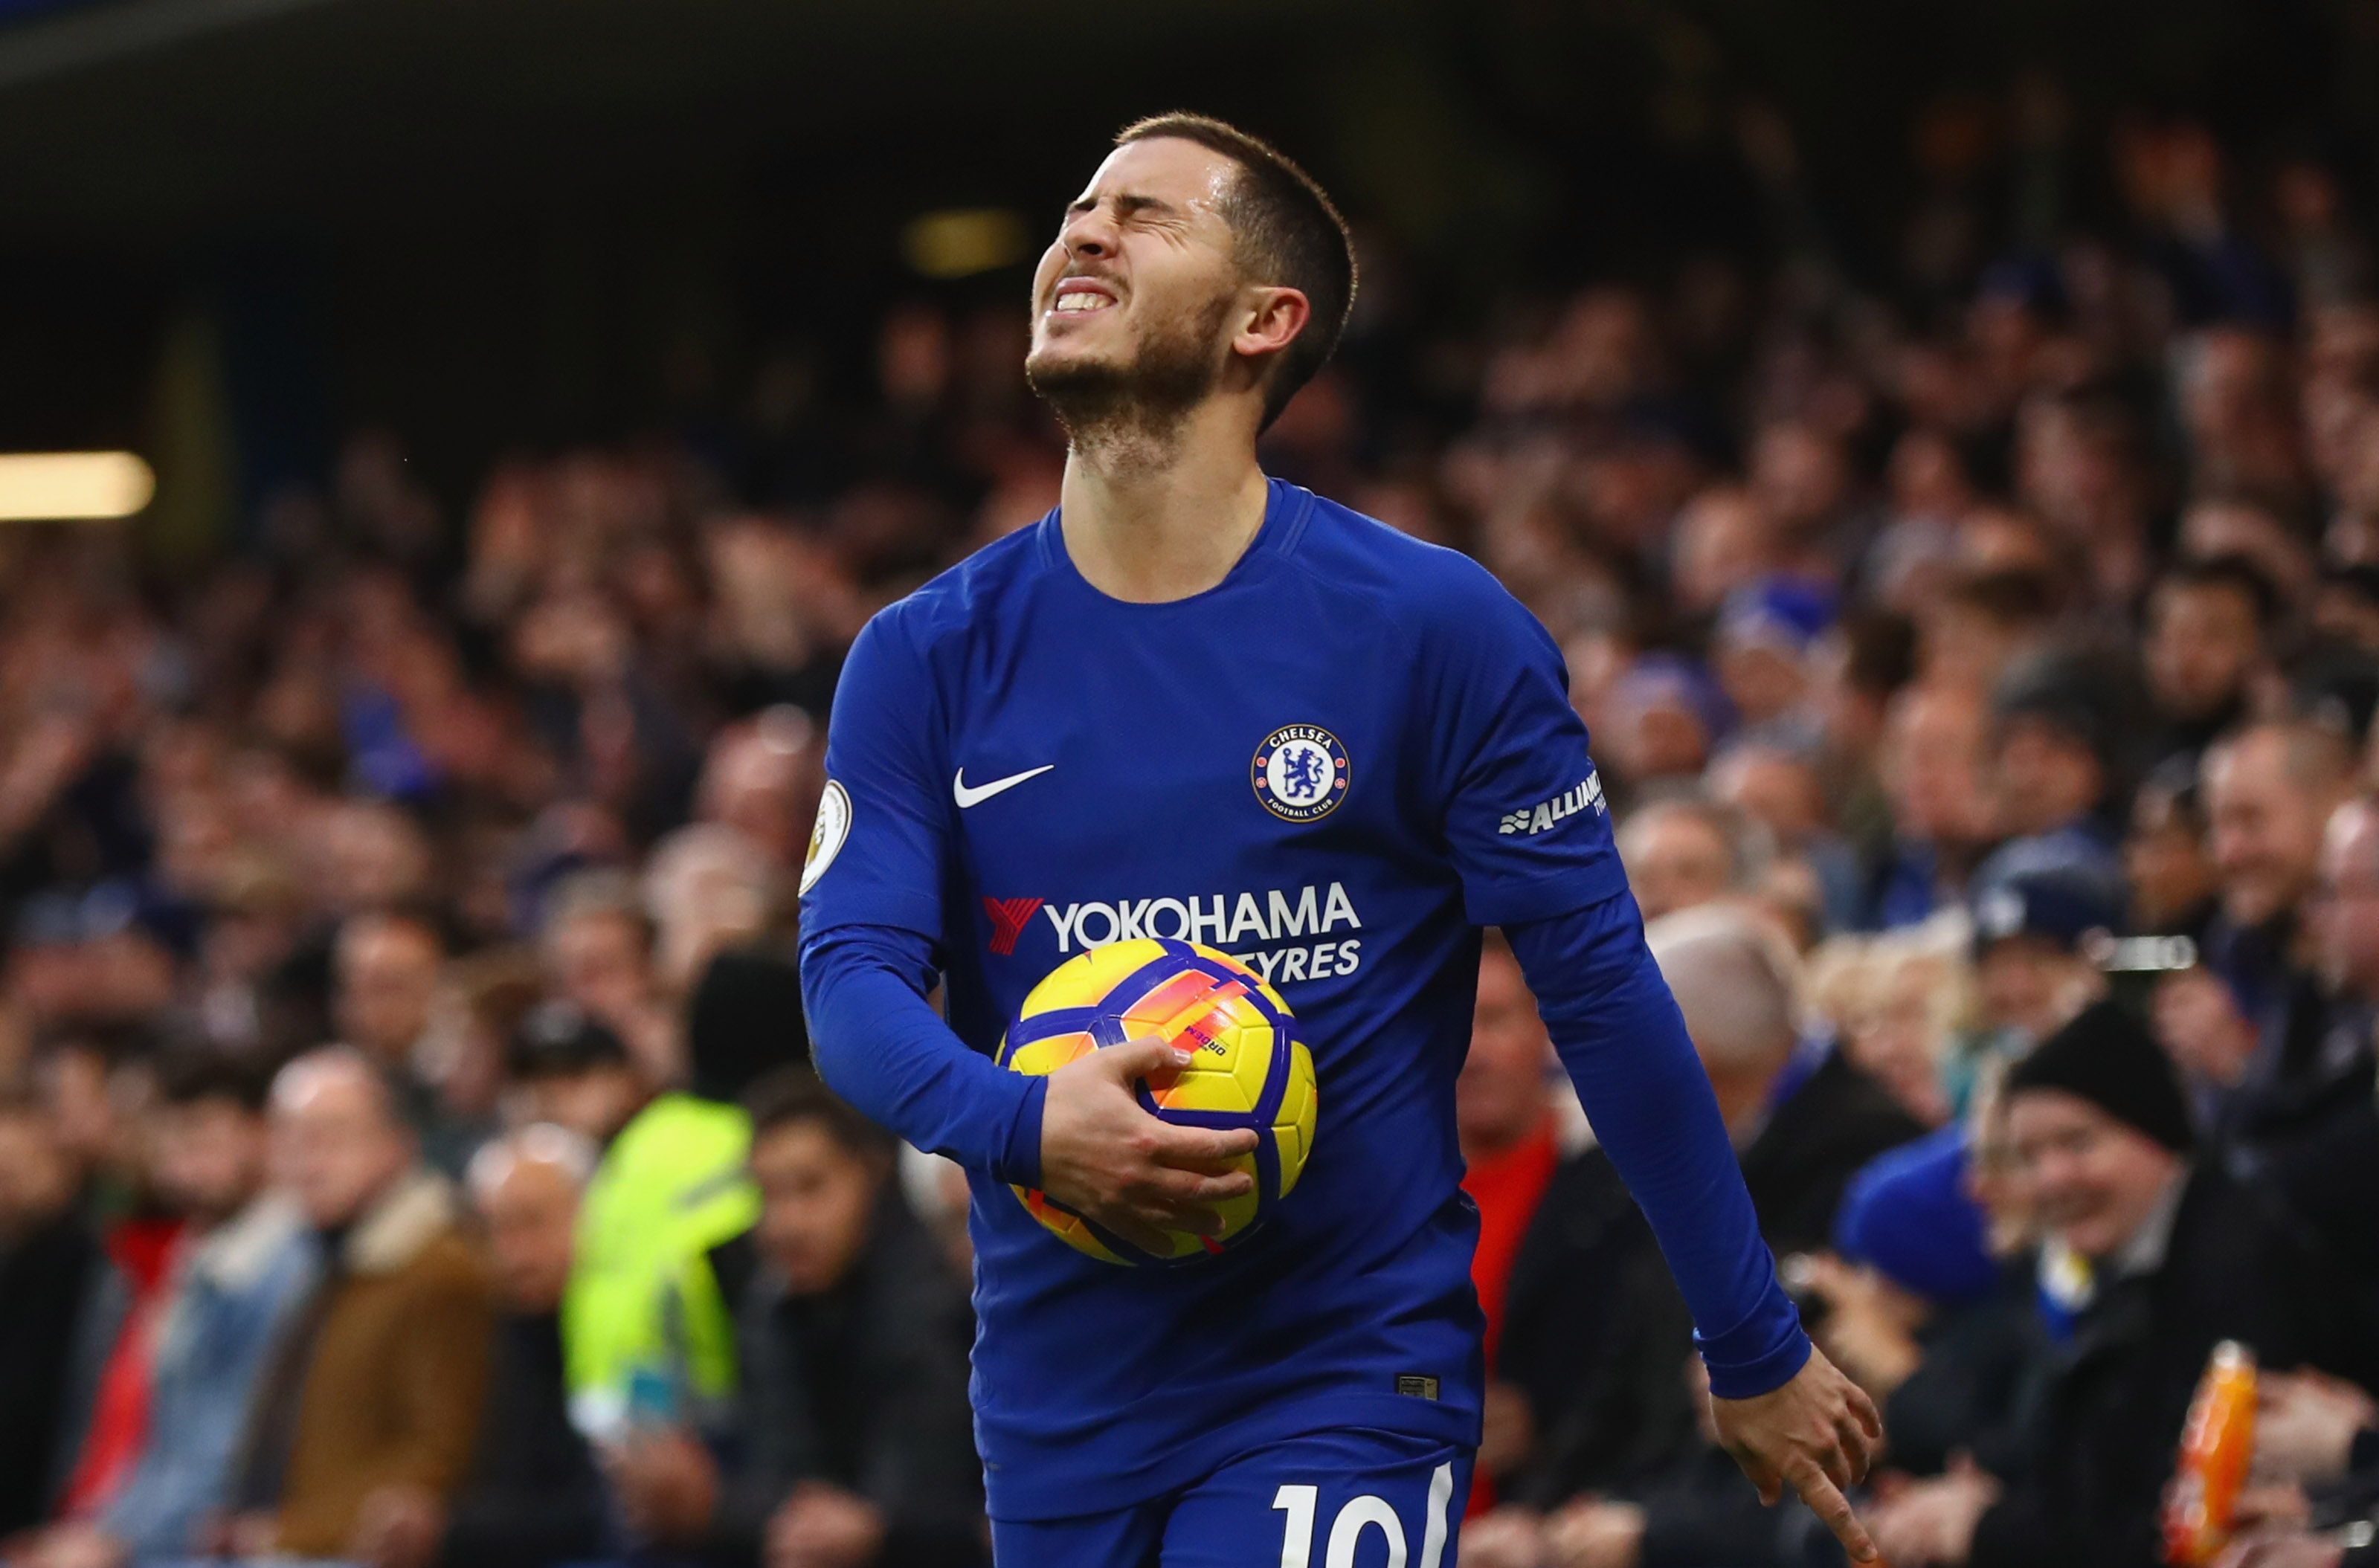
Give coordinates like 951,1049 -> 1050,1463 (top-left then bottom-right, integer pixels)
953,764 -> 1054,809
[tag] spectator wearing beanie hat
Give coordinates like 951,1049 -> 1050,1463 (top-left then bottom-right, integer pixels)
1868,1000 -> 2368,1568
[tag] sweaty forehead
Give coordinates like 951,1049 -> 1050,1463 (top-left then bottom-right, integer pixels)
1078,138 -> 1240,217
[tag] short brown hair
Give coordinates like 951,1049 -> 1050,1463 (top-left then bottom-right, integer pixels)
743,1067 -> 895,1162
1115,112 -> 1357,429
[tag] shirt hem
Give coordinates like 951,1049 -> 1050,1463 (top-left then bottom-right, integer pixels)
981,1388 -> 1481,1520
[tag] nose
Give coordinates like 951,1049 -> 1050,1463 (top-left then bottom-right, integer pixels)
2030,1146 -> 2082,1198
1060,201 -> 1118,263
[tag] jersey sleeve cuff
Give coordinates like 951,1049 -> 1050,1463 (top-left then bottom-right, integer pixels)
1461,853 -> 1629,927
990,1074 -> 1047,1191
1697,1302 -> 1812,1401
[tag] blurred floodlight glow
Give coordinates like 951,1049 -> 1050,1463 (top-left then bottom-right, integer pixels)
901,208 -> 1031,279
0,452 -> 155,520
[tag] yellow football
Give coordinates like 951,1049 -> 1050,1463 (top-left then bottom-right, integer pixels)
997,938 -> 1316,1264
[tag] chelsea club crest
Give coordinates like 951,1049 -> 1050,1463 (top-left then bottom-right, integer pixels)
1252,725 -> 1350,822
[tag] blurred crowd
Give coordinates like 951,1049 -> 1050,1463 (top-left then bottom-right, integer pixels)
1,100 -> 2379,1568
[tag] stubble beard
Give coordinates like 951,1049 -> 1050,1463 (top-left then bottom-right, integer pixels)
1025,289 -> 1234,476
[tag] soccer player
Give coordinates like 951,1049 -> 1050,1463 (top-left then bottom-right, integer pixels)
798,113 -> 1881,1567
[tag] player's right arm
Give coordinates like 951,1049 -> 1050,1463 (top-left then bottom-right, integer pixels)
797,613 -> 1252,1239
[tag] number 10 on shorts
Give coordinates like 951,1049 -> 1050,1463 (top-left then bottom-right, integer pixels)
1272,1464 -> 1455,1568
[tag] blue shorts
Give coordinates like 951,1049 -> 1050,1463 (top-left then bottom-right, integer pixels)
991,1427 -> 1471,1568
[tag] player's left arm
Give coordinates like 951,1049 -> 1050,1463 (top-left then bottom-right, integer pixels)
1425,565 -> 1879,1561
1504,899 -> 1881,1561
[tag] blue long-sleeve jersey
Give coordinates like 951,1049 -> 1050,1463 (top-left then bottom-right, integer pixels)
797,480 -> 1806,1520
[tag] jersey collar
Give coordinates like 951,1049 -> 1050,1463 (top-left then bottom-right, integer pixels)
1036,477 -> 1314,605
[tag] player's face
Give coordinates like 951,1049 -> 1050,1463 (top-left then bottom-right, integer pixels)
1025,138 -> 1246,414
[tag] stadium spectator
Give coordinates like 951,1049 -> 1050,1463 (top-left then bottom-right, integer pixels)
1457,935 -> 1562,1507
537,871 -> 675,1088
2253,800 -> 2379,1314
505,1001 -> 653,1146
1600,656 -> 1734,798
2199,723 -> 2354,1002
1915,570 -> 2060,695
558,949 -> 790,1448
1710,743 -> 1868,938
1649,906 -> 1926,1254
1869,683 -> 2000,929
605,1070 -> 982,1567
333,913 -> 442,1076
2170,723 -> 2371,1168
407,1125 -> 608,1568
1800,933 -> 1964,1126
1965,837 -> 2122,1062
30,1027 -> 151,1222
1615,798 -> 1768,924
2125,761 -> 2221,941
334,912 -> 486,1177
645,823 -> 788,1002
225,1048 -> 494,1562
2143,558 -> 2276,769
694,706 -> 825,879
18,1054 -> 315,1568
0,1093 -> 101,1536
1711,578 -> 1834,736
1983,654 -> 2130,858
1866,1001 -> 2363,1568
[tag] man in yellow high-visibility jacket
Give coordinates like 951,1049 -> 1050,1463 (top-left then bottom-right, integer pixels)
559,949 -> 803,1441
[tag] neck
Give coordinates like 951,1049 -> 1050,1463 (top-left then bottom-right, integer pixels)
1057,398 -> 1269,604
1708,1064 -> 1786,1145
193,1188 -> 262,1233
2102,1165 -> 2189,1274
340,1161 -> 414,1231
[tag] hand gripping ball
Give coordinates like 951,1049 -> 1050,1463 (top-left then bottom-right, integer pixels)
997,938 -> 1317,1264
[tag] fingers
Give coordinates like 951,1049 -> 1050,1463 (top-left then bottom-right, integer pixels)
1098,1033 -> 1191,1081
1098,1209 -> 1179,1257
1786,1465 -> 1880,1565
1812,1427 -> 1858,1491
1130,1199 -> 1226,1236
1725,1445 -> 1784,1507
1136,1165 -> 1255,1208
1846,1379 -> 1884,1443
1147,1120 -> 1262,1169
1833,1408 -> 1876,1485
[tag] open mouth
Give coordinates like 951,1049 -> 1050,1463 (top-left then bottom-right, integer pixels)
1050,278 -> 1118,314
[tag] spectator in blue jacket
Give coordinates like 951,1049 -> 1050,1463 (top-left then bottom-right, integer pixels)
20,1054 -> 316,1568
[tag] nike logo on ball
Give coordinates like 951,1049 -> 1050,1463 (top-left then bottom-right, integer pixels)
953,764 -> 1054,808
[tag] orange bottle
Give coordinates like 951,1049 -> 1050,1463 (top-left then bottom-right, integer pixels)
2163,1340 -> 2258,1566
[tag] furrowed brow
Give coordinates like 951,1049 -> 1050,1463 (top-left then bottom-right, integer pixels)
1063,192 -> 1181,222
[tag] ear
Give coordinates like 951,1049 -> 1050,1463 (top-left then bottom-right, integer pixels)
1231,285 -> 1312,366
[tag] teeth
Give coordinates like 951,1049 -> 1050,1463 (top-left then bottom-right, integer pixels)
1055,293 -> 1111,312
